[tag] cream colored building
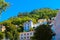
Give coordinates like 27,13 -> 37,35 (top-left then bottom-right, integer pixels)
38,19 -> 47,23
0,25 -> 6,32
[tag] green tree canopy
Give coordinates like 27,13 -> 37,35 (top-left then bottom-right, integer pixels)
0,0 -> 9,14
0,32 -> 4,40
32,24 -> 54,40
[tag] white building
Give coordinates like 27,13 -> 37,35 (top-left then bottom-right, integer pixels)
23,20 -> 33,32
33,19 -> 48,28
22,19 -> 50,40
23,19 -> 48,31
20,31 -> 34,40
38,19 -> 47,24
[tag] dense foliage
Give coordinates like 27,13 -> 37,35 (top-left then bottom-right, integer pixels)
0,32 -> 4,40
1,8 -> 58,26
32,24 -> 55,40
0,0 -> 9,14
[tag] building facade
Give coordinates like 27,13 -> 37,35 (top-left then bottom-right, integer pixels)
23,20 -> 33,32
20,31 -> 34,40
38,19 -> 47,24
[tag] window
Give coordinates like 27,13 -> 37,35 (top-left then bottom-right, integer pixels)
21,37 -> 23,39
24,37 -> 26,39
27,33 -> 29,35
27,36 -> 29,39
24,33 -> 26,36
30,32 -> 32,35
21,34 -> 23,36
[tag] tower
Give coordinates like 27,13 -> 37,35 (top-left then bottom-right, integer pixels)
29,20 -> 33,28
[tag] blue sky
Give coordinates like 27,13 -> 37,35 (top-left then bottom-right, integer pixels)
0,0 -> 60,22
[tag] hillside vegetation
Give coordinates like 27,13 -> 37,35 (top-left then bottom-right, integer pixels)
0,8 -> 58,40
0,8 -> 58,25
